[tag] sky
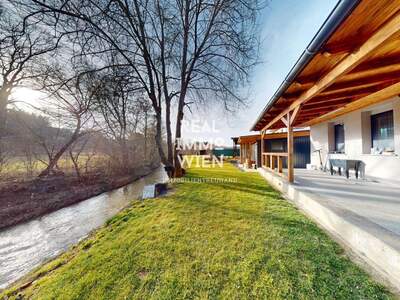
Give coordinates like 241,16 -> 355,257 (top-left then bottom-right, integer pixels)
182,0 -> 338,146
12,0 -> 338,146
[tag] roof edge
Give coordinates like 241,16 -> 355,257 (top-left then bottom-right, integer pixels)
250,0 -> 361,131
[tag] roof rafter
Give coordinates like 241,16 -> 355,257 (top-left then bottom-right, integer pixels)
321,34 -> 373,55
291,68 -> 400,95
295,54 -> 400,85
261,12 -> 400,131
302,81 -> 400,126
302,99 -> 352,110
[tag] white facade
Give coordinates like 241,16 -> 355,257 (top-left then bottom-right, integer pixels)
310,96 -> 400,181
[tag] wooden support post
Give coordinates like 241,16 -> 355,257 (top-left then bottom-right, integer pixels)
271,156 -> 276,170
245,144 -> 247,166
278,156 -> 283,174
261,150 -> 264,167
261,131 -> 265,167
243,144 -> 246,165
244,144 -> 247,167
247,143 -> 251,167
290,105 -> 301,125
240,144 -> 243,164
287,112 -> 294,183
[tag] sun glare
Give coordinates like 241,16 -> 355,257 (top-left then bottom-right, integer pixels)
11,87 -> 46,112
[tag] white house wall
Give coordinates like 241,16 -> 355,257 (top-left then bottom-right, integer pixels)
310,96 -> 400,181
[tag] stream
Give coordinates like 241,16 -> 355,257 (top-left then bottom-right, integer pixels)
0,165 -> 168,289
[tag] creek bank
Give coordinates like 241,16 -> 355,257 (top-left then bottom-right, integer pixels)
0,162 -> 160,230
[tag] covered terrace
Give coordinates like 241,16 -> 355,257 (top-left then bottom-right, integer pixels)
252,0 -> 400,183
236,131 -> 310,171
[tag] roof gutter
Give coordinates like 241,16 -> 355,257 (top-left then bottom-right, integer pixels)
251,0 -> 361,131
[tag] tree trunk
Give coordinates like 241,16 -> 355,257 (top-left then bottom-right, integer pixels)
0,88 -> 10,139
69,150 -> 81,179
173,92 -> 187,178
154,108 -> 168,166
119,137 -> 129,169
173,0 -> 190,178
39,119 -> 82,177
165,98 -> 173,165
39,138 -> 78,177
144,111 -> 148,162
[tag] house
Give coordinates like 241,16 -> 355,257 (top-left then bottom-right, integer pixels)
234,130 -> 310,170
247,0 -> 400,290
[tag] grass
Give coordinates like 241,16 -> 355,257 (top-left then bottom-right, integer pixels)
0,155 -> 106,179
2,159 -> 392,299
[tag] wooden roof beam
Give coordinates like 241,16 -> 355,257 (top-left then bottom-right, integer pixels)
295,116 -> 317,121
290,105 -> 301,124
304,95 -> 355,106
262,8 -> 400,133
302,81 -> 400,127
322,36 -> 369,55
352,54 -> 400,73
261,94 -> 374,130
320,80 -> 396,97
285,84 -> 389,107
296,54 -> 400,85
270,104 -> 290,111
328,72 -> 400,90
294,118 -> 318,125
300,107 -> 343,116
286,72 -> 400,98
306,93 -> 371,105
303,99 -> 352,110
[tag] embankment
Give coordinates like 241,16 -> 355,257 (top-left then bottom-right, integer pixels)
0,163 -> 160,229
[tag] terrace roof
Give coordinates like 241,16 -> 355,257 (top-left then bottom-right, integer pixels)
252,0 -> 400,131
237,130 -> 309,145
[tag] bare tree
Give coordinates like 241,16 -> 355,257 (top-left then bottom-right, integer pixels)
10,108 -> 54,177
169,0 -> 260,175
68,135 -> 91,178
33,66 -> 97,176
0,141 -> 10,176
0,2 -> 60,137
21,142 -> 38,177
93,67 -> 147,169
23,0 -> 261,176
137,99 -> 153,162
82,134 -> 101,175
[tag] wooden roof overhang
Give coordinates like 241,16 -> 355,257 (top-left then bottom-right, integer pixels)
252,0 -> 400,132
238,130 -> 309,145
238,134 -> 260,145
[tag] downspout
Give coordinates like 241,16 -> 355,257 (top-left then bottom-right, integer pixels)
251,0 -> 361,131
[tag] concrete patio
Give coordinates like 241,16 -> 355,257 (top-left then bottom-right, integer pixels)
258,167 -> 400,291
295,170 -> 400,236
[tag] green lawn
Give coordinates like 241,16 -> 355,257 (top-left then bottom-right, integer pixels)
2,161 -> 392,299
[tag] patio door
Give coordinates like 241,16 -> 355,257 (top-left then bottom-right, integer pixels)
264,136 -> 310,168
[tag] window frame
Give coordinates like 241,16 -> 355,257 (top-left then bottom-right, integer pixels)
334,123 -> 345,153
370,110 -> 395,153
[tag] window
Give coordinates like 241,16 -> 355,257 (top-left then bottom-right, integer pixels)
334,124 -> 345,153
268,139 -> 286,152
371,110 -> 394,152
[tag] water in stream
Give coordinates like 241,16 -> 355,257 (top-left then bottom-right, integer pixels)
0,166 -> 168,289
